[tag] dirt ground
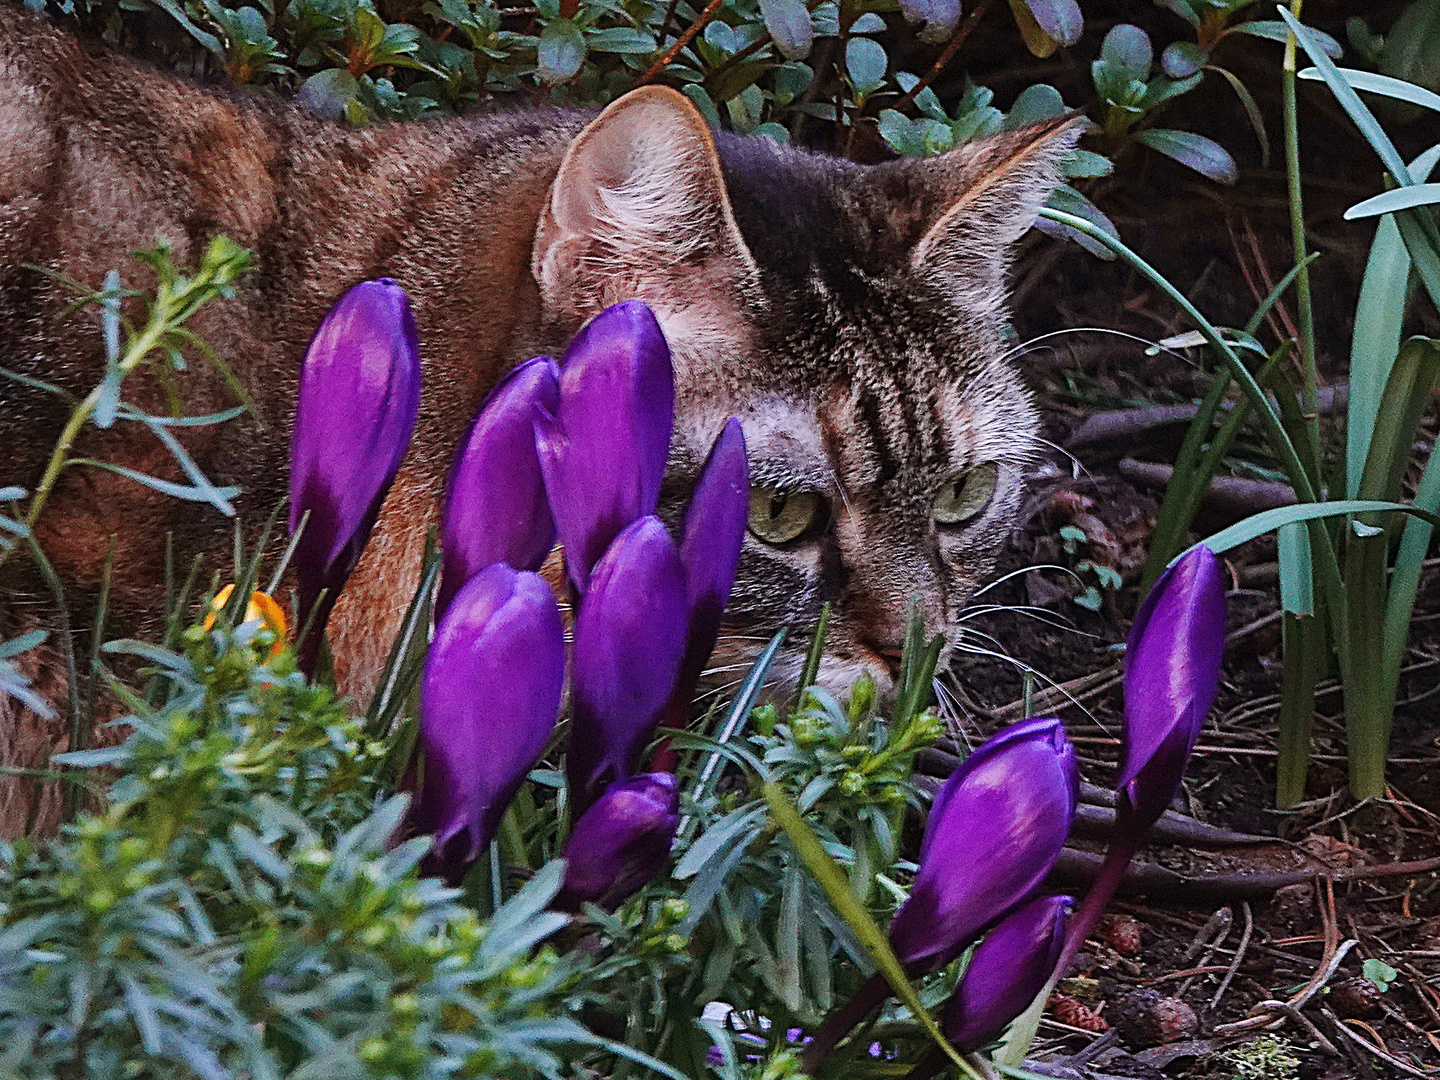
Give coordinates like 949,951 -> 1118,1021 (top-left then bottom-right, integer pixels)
940,6 -> 1440,1074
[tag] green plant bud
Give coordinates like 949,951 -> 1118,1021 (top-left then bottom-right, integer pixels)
392,993 -> 420,1018
660,897 -> 689,924
848,675 -> 876,718
358,1037 -> 388,1064
839,770 -> 866,796
840,743 -> 868,763
117,837 -> 147,863
752,703 -> 779,735
86,889 -> 116,915
360,922 -> 391,947
663,932 -> 688,953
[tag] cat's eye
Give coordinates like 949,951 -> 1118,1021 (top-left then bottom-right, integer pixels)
748,487 -> 828,545
932,463 -> 999,528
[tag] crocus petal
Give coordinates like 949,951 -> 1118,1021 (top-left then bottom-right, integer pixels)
409,564 -> 564,884
566,516 -> 688,814
665,418 -> 749,722
556,772 -> 680,912
888,715 -> 1078,972
288,278 -> 421,668
438,357 -> 560,614
534,301 -> 674,592
946,894 -> 1071,1051
1118,545 -> 1225,828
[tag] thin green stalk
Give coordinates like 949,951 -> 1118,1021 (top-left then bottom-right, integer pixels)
1038,207 -> 1350,663
1283,0 -> 1323,489
1275,610 -> 1324,807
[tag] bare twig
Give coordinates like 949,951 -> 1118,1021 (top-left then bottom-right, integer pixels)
1323,1007 -> 1440,1077
890,0 -> 998,114
636,0 -> 726,84
1209,902 -> 1252,1009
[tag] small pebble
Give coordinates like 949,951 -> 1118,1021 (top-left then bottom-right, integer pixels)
1096,913 -> 1144,957
1329,976 -> 1384,1019
1112,989 -> 1198,1047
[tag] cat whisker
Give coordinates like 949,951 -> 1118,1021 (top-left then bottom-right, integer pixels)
947,640 -> 1107,731
999,326 -> 1194,368
970,563 -> 1072,598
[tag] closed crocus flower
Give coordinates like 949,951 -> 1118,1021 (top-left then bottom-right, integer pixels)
408,564 -> 565,885
289,278 -> 421,673
566,516 -> 689,815
946,894 -> 1071,1051
438,357 -> 560,614
1120,544 -> 1225,831
555,772 -> 680,913
1057,545 -> 1225,974
662,418 -> 749,727
888,715 -> 1078,973
534,301 -> 674,593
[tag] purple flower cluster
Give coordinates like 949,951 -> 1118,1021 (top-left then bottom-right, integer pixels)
287,285 -> 747,900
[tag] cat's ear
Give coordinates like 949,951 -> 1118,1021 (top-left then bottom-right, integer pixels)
532,86 -> 760,325
906,116 -> 1085,314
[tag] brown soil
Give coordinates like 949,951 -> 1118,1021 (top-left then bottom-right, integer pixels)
941,6 -> 1440,1074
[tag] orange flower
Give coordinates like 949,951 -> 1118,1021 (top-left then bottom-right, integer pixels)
205,585 -> 288,659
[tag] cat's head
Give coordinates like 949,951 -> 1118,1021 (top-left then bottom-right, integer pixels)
531,87 -> 1081,697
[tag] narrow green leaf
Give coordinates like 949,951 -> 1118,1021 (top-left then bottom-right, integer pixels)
1356,338 -> 1440,507
762,781 -> 978,1077
1196,500 -> 1440,556
1277,522 -> 1314,617
1346,184 -> 1440,219
1299,65 -> 1440,113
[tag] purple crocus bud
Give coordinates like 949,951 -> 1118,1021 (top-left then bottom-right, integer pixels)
566,516 -> 688,815
408,564 -> 565,885
662,419 -> 749,726
946,894 -> 1071,1051
555,772 -> 680,912
1056,545 -> 1225,975
888,716 -> 1078,973
438,357 -> 560,614
1120,544 -> 1225,831
288,278 -> 421,673
534,301 -> 674,593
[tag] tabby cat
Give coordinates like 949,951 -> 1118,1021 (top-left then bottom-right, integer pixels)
0,3 -> 1080,829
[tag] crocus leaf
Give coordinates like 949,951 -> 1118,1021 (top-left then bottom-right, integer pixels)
1234,20 -> 1342,57
1345,184 -> 1440,219
1299,66 -> 1440,113
1135,129 -> 1239,184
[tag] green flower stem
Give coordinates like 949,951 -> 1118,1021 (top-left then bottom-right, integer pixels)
1037,206 -> 1349,664
1282,0 -> 1322,489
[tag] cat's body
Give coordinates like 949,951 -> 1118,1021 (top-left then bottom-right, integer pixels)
0,3 -> 1079,830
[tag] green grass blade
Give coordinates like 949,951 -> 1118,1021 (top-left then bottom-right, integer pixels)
1356,338 -> 1440,506
1344,521 -> 1393,800
1383,394 -> 1440,695
1275,608 -> 1324,808
1278,8 -> 1440,310
1347,145 -> 1440,499
1298,66 -> 1440,114
762,781 -> 977,1078
1346,185 -> 1440,220
1196,500 -> 1440,557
